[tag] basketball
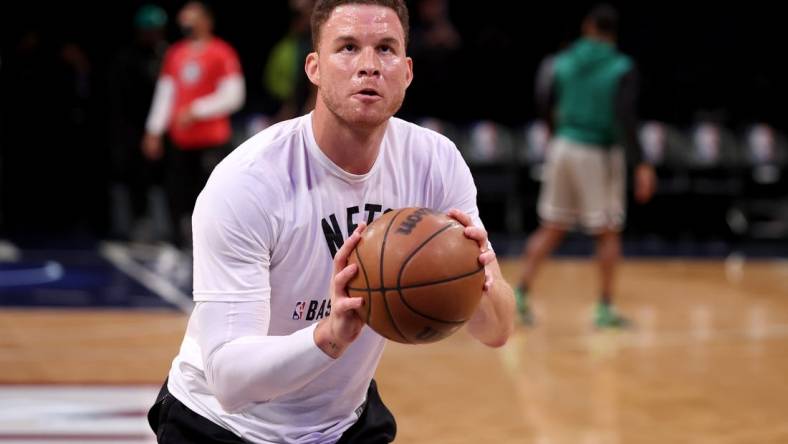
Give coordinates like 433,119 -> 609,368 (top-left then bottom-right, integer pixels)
347,207 -> 485,344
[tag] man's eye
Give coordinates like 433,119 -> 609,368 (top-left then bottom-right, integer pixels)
342,44 -> 355,52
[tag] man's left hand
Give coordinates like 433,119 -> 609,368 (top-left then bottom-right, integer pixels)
447,209 -> 495,291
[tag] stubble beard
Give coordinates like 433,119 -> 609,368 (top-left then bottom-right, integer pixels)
320,88 -> 405,130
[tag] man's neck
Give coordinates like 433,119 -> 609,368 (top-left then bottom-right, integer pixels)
188,32 -> 213,45
584,33 -> 615,45
311,101 -> 388,175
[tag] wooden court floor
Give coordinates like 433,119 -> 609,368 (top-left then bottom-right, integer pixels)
2,258 -> 788,443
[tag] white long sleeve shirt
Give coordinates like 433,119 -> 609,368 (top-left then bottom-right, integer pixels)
167,113 -> 486,443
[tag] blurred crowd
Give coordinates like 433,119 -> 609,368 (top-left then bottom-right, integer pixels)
0,1 -> 786,250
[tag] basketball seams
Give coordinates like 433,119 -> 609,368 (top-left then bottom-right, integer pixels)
352,208 -> 484,343
393,218 -> 483,325
353,248 -> 373,323
347,258 -> 485,292
398,265 -> 484,290
395,221 -> 458,291
395,268 -> 484,324
379,209 -> 410,343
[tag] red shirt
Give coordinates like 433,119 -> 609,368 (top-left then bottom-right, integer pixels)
162,37 -> 241,149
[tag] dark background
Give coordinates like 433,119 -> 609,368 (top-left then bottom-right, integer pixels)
0,1 -> 785,241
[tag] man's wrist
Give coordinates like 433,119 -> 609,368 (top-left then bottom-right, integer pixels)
313,320 -> 348,359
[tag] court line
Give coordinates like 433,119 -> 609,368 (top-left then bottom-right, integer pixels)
99,242 -> 193,314
0,262 -> 64,287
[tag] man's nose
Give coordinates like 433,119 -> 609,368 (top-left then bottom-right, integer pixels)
356,47 -> 381,78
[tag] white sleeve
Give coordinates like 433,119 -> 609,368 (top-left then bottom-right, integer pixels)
437,142 -> 493,251
145,76 -> 174,135
196,301 -> 334,413
439,143 -> 485,229
192,173 -> 273,301
190,73 -> 245,119
191,174 -> 335,413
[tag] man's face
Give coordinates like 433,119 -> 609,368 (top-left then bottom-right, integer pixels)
178,3 -> 210,37
306,4 -> 413,129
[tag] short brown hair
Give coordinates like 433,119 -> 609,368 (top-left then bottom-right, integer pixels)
311,0 -> 409,50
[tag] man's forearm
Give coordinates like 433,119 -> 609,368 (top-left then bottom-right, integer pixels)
195,302 -> 337,414
191,74 -> 245,119
467,262 -> 515,347
145,76 -> 174,135
205,323 -> 335,413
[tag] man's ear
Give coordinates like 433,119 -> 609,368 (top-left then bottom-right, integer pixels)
404,56 -> 413,88
305,52 -> 320,87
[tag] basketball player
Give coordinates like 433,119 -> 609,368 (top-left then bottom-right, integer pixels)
147,1 -> 515,443
514,4 -> 656,327
143,1 -> 245,248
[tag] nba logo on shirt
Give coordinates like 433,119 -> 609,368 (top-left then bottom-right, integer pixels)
181,61 -> 202,84
292,301 -> 305,320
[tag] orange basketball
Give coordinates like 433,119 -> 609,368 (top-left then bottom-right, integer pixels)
347,207 -> 485,344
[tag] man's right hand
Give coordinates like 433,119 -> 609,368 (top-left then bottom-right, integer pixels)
314,223 -> 367,359
142,133 -> 164,161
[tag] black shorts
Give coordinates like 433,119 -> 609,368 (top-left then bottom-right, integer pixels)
148,379 -> 396,444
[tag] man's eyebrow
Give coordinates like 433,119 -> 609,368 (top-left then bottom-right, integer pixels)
377,37 -> 401,47
333,35 -> 401,46
334,35 -> 358,43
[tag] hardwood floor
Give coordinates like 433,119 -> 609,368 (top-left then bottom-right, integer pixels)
2,259 -> 787,443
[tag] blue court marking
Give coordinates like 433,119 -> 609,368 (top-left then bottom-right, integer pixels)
0,247 -> 182,310
0,261 -> 64,286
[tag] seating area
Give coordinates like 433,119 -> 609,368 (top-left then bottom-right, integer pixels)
410,118 -> 788,245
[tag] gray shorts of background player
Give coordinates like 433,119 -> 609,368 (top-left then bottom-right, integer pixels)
537,137 -> 626,234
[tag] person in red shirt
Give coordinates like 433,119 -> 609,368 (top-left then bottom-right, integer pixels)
143,1 -> 245,248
